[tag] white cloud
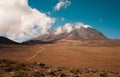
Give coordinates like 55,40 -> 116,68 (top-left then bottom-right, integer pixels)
54,0 -> 71,11
54,26 -> 63,34
74,23 -> 84,29
54,23 -> 73,34
63,23 -> 73,33
0,0 -> 55,43
54,22 -> 92,35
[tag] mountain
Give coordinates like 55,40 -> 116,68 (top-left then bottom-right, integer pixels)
23,25 -> 107,44
23,33 -> 67,44
65,26 -> 107,40
36,25 -> 107,41
0,36 -> 18,44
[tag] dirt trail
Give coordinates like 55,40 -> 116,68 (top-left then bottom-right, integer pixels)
26,47 -> 44,61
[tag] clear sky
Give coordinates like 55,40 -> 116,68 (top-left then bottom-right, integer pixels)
28,0 -> 120,39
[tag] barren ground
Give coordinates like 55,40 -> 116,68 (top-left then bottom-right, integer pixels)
0,40 -> 120,76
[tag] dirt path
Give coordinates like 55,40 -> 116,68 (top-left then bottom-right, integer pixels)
26,47 -> 44,61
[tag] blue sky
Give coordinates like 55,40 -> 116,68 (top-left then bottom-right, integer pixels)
29,0 -> 120,39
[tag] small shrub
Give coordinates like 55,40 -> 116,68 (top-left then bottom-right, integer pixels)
32,71 -> 45,77
39,63 -> 45,68
47,71 -> 56,76
4,66 -> 13,72
12,72 -> 29,77
70,69 -> 81,74
60,73 -> 67,77
100,73 -> 108,77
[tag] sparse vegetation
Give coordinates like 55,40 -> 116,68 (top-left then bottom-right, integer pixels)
0,59 -> 119,77
0,60 -> 27,72
0,40 -> 120,77
39,63 -> 46,68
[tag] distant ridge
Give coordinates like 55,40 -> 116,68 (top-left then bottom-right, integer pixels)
0,36 -> 18,44
65,26 -> 107,40
23,25 -> 108,44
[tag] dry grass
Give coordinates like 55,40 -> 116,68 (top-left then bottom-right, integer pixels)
0,59 -> 120,77
0,40 -> 120,77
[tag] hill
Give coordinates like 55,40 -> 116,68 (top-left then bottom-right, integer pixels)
0,36 -> 18,44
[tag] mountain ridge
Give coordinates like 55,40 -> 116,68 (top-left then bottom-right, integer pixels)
0,36 -> 18,44
23,25 -> 107,44
0,25 -> 108,44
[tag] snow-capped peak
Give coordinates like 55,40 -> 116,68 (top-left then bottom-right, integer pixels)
83,25 -> 93,28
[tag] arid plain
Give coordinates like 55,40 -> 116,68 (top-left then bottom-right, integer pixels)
0,40 -> 120,71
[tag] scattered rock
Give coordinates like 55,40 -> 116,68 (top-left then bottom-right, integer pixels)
0,59 -> 119,77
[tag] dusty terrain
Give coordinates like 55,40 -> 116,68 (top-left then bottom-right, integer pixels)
0,40 -> 120,77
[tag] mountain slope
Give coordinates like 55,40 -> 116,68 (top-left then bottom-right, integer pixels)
24,25 -> 107,44
0,36 -> 18,44
39,25 -> 107,41
65,26 -> 107,40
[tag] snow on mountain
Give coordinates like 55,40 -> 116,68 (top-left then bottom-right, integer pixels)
23,23 -> 107,44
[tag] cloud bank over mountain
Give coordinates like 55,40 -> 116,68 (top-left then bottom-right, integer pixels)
0,0 -> 102,43
0,0 -> 55,42
54,23 -> 93,34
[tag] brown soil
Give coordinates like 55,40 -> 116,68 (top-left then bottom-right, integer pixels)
0,40 -> 120,74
